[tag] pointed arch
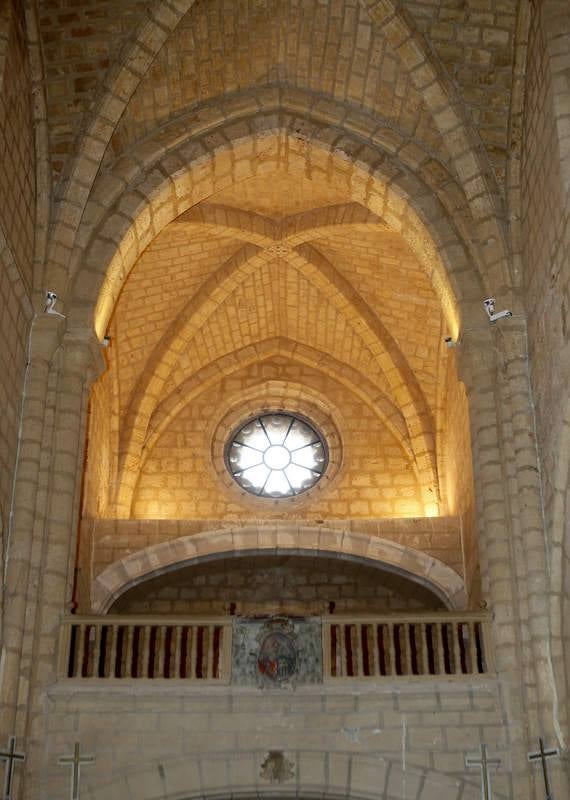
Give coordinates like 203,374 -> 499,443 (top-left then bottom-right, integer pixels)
70,111 -> 470,339
146,337 -> 410,460
117,338 -> 417,517
114,239 -> 437,516
46,0 -> 512,309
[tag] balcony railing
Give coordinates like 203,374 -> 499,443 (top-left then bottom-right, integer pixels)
323,613 -> 494,679
58,612 -> 493,683
59,616 -> 232,683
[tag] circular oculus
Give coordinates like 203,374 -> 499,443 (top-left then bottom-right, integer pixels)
226,412 -> 328,498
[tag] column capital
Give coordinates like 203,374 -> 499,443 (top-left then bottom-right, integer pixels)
455,322 -> 528,388
61,327 -> 107,383
455,329 -> 497,387
29,314 -> 66,364
495,324 -> 528,364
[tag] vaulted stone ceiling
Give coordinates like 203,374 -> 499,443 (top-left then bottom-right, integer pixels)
98,175 -> 448,520
49,0 -> 489,537
106,0 -> 446,162
39,0 -> 519,193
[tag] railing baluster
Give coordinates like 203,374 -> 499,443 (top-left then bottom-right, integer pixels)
100,626 -> 109,677
156,626 -> 165,678
131,626 -> 140,677
440,622 -> 450,674
404,623 -> 413,675
100,625 -> 107,677
91,624 -> 101,678
452,621 -> 462,675
433,622 -> 443,675
388,623 -> 396,676
190,624 -> 198,679
108,625 -> 118,678
207,625 -> 215,679
182,626 -> 191,678
476,621 -> 490,673
466,622 -> 475,674
370,624 -> 379,677
348,624 -> 358,677
75,624 -> 86,678
421,623 -> 430,675
356,623 -> 364,678
123,625 -> 133,679
142,625 -> 151,678
173,626 -> 182,679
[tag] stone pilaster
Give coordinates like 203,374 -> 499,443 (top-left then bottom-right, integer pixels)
456,328 -> 530,798
458,323 -> 569,798
0,315 -> 65,736
5,326 -> 104,800
495,324 -> 569,797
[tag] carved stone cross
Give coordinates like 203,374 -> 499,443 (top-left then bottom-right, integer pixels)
0,736 -> 25,800
58,742 -> 95,800
465,743 -> 501,800
528,737 -> 560,800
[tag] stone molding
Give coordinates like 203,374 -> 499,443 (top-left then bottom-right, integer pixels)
91,525 -> 467,614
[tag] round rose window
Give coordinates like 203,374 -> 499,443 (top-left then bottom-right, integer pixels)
226,412 -> 328,498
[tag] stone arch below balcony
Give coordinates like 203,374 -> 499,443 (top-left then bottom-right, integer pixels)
48,747 -> 510,800
90,524 -> 467,614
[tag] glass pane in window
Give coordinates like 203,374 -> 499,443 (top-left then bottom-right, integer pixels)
226,412 -> 328,498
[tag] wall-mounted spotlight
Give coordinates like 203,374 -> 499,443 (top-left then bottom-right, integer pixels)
483,297 -> 512,324
44,291 -> 65,318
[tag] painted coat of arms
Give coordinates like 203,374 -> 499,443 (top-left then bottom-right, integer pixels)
231,616 -> 322,688
256,619 -> 298,684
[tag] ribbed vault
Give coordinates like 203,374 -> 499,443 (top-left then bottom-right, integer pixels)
112,207 -> 440,517
75,3 -> 490,609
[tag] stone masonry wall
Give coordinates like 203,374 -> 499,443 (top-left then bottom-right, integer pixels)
0,243 -> 31,554
37,0 -> 150,184
522,2 -> 570,539
36,680 -> 512,799
0,0 -> 35,291
405,0 -> 518,187
0,0 -> 34,587
110,554 -> 444,615
134,362 -> 425,520
521,0 -> 570,744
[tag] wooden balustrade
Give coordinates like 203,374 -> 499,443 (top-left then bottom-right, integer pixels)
58,612 -> 493,682
322,613 -> 494,679
59,616 -> 232,682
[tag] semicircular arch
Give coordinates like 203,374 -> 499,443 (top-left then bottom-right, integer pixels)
78,748 -> 506,800
91,526 -> 467,614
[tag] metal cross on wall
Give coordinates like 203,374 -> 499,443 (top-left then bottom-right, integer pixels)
0,736 -> 25,800
528,737 -> 560,800
465,743 -> 501,800
58,742 -> 95,800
